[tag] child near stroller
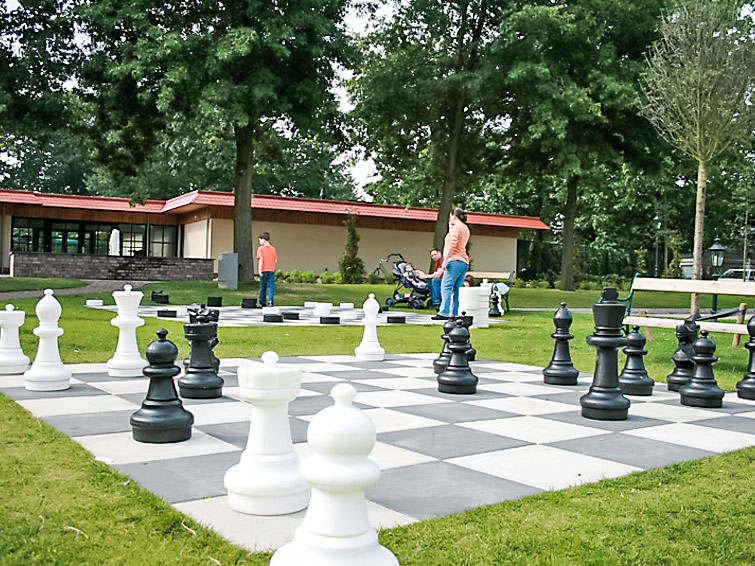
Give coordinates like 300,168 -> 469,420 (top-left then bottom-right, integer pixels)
383,253 -> 433,310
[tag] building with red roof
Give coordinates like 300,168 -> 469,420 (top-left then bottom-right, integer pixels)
0,189 -> 548,280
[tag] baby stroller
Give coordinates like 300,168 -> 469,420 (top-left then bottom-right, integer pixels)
382,253 -> 432,310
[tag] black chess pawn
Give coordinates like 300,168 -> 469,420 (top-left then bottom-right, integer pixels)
736,313 -> 755,400
179,305 -> 224,398
580,287 -> 630,420
680,330 -> 724,408
437,318 -> 478,394
130,329 -> 194,443
619,325 -> 654,396
667,320 -> 699,391
543,302 -> 579,385
433,318 -> 455,375
489,284 -> 502,317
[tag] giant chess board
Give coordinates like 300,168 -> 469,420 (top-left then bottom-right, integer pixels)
3,354 -> 755,552
87,304 -> 460,327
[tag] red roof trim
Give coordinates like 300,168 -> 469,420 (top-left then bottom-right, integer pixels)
0,189 -> 549,230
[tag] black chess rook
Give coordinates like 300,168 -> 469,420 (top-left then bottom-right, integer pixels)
179,305 -> 224,398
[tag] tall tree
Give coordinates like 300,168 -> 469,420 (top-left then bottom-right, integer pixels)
486,0 -> 668,289
640,0 -> 754,310
349,0 -> 507,250
77,0 -> 352,282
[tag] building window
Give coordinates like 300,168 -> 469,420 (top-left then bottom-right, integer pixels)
50,222 -> 81,254
149,225 -> 178,258
119,223 -> 146,257
11,218 -> 44,252
83,224 -> 113,256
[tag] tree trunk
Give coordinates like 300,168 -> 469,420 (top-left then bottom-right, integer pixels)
560,174 -> 578,291
433,97 -> 465,252
690,159 -> 707,314
234,124 -> 254,283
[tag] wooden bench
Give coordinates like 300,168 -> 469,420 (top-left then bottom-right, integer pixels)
467,271 -> 514,311
618,275 -> 752,345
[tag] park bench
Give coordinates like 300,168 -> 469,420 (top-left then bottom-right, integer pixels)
467,270 -> 514,311
618,275 -> 752,345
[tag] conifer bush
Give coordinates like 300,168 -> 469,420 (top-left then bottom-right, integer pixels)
338,214 -> 365,284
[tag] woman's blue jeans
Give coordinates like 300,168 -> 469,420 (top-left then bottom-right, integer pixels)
439,260 -> 468,317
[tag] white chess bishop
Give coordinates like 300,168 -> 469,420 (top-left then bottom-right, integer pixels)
270,383 -> 399,566
224,351 -> 310,515
106,284 -> 147,377
355,293 -> 385,361
0,304 -> 30,374
24,289 -> 71,391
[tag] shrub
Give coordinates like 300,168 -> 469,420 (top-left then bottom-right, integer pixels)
319,271 -> 335,284
275,270 -> 288,282
338,213 -> 365,283
332,271 -> 343,284
301,270 -> 317,284
288,269 -> 303,283
366,272 -> 383,285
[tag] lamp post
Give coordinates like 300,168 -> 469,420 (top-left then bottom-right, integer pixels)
709,237 -> 726,313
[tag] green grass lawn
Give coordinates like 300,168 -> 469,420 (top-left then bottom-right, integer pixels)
1,279 -> 754,565
0,277 -> 86,292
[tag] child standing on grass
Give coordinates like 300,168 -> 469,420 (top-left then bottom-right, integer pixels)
256,232 -> 277,306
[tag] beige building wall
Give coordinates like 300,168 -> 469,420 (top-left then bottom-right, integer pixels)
208,219 -> 517,275
183,219 -> 211,259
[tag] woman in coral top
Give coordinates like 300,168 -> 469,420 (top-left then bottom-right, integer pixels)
433,208 -> 470,319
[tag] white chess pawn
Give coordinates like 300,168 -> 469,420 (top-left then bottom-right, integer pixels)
0,304 -> 30,374
224,351 -> 310,515
24,289 -> 71,391
106,284 -> 147,377
355,293 -> 385,361
271,384 -> 399,566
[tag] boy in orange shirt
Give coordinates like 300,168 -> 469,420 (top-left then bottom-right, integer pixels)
256,232 -> 278,306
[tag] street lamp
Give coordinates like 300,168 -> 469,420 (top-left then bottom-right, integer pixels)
709,236 -> 726,312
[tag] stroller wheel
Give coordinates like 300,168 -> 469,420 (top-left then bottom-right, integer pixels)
385,298 -> 395,307
410,298 -> 424,310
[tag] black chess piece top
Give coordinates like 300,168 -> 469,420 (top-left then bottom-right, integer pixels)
489,284 -> 502,318
437,318 -> 478,394
543,302 -> 579,385
680,330 -> 724,408
667,320 -> 698,391
619,325 -> 654,396
736,313 -> 755,400
433,318 -> 456,375
130,329 -> 194,443
179,306 -> 224,399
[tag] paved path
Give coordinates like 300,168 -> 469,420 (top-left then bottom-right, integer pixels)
0,280 -> 153,301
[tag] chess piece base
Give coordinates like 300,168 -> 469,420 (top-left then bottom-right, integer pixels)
131,424 -> 192,443
619,377 -> 654,396
543,367 -> 579,385
264,314 -> 284,323
679,387 -> 724,408
0,362 -> 30,375
736,378 -> 755,400
107,355 -> 147,378
580,389 -> 629,420
178,371 -> 224,398
271,527 -> 399,566
225,453 -> 310,515
24,363 -> 71,391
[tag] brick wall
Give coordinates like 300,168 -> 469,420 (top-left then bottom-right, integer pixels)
9,253 -> 214,281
